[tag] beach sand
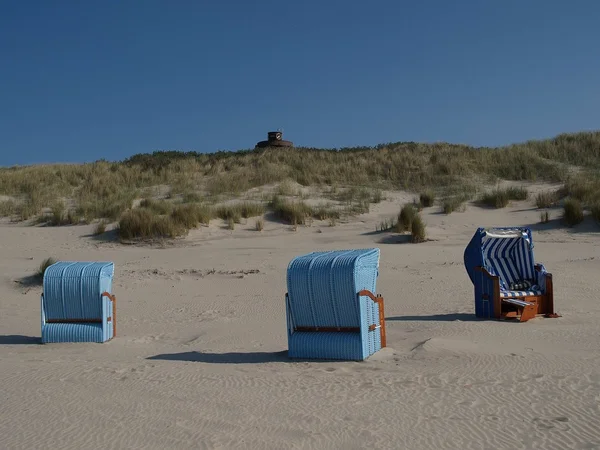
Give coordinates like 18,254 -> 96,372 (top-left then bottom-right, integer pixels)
1,187 -> 600,450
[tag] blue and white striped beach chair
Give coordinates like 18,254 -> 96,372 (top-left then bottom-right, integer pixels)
285,248 -> 386,361
464,227 -> 556,322
41,261 -> 117,343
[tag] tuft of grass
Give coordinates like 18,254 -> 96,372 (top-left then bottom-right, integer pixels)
118,208 -> 186,241
181,191 -> 202,203
398,204 -> 418,232
94,220 -> 108,235
480,189 -> 510,208
377,217 -> 397,232
0,199 -> 18,217
419,190 -> 435,207
277,179 -> 298,196
255,217 -> 264,231
313,203 -> 340,220
506,186 -> 529,201
171,204 -> 200,228
270,195 -> 313,225
36,257 -> 57,282
227,217 -> 235,230
410,214 -> 427,243
559,176 -> 600,204
371,189 -> 383,204
535,190 -> 560,209
328,216 -> 337,227
215,202 -> 265,223
139,198 -> 173,215
441,197 -> 466,214
540,210 -> 550,224
563,198 -> 584,227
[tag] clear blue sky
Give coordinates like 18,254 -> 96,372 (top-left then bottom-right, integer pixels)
1,1 -> 599,166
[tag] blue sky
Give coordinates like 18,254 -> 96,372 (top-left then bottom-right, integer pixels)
1,1 -> 599,166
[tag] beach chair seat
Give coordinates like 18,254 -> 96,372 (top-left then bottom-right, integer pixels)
500,288 -> 543,298
41,261 -> 116,343
285,248 -> 386,361
464,227 -> 557,322
42,322 -> 104,343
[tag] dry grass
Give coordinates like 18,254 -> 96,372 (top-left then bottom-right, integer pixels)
255,217 -> 264,231
215,202 -> 265,223
540,211 -> 550,224
118,208 -> 187,241
170,203 -> 211,228
479,189 -> 510,208
411,214 -> 427,243
535,190 -> 560,208
2,131 -> 600,234
94,220 -> 108,235
419,191 -> 435,207
36,257 -> 57,282
563,198 -> 584,227
270,196 -> 313,225
397,204 -> 418,232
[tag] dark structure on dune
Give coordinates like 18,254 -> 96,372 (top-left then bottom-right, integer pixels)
255,131 -> 294,149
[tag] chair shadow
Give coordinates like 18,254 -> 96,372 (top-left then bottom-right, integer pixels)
378,234 -> 412,244
81,228 -> 120,243
147,350 -> 334,364
0,335 -> 41,345
387,313 -> 480,322
524,217 -> 600,234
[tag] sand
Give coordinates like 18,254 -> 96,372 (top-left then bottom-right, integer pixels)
1,187 -> 600,450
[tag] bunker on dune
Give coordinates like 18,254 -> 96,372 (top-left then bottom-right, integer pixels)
255,131 -> 294,149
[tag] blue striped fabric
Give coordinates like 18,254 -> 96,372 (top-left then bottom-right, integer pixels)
43,262 -> 114,320
500,289 -> 542,298
286,248 -> 381,361
41,261 -> 115,344
502,298 -> 533,307
482,232 -> 535,291
288,332 -> 362,360
42,323 -> 104,343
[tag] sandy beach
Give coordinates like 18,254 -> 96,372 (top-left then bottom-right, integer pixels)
1,186 -> 600,450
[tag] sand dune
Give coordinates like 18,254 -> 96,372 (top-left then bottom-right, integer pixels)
1,188 -> 600,450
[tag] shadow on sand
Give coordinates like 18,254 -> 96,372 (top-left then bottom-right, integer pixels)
146,350 -> 339,364
386,313 -> 480,322
0,335 -> 41,345
81,228 -> 120,243
523,216 -> 600,234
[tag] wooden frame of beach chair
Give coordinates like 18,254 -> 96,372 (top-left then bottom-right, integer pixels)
475,265 -> 555,322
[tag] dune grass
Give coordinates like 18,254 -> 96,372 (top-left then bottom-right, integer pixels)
563,198 -> 584,227
2,131 -> 600,234
36,257 -> 57,282
535,190 -> 560,209
419,191 -> 435,207
397,204 -> 418,232
411,214 -> 427,243
118,208 -> 187,241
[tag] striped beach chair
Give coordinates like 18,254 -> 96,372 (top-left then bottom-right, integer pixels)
464,227 -> 557,322
41,261 -> 117,343
285,248 -> 386,361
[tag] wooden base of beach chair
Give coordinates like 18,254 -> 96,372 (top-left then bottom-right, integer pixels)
501,298 -> 537,322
